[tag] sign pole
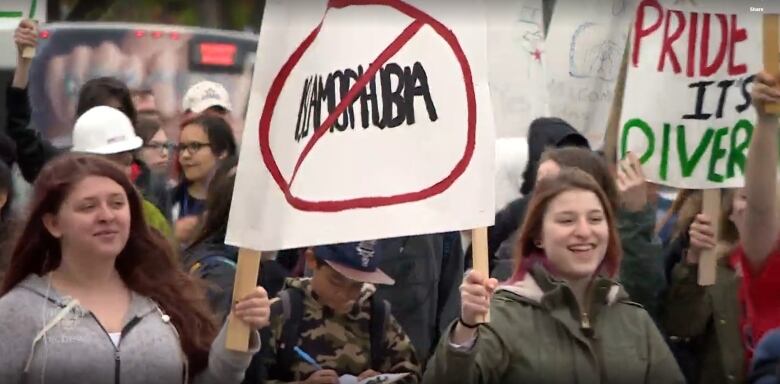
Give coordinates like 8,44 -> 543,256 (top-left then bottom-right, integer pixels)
697,189 -> 721,286
470,227 -> 490,323
21,1 -> 38,59
225,247 -> 262,351
603,31 -> 631,165
763,14 -> 780,114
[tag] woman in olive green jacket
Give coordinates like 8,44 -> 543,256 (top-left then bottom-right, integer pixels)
423,169 -> 684,384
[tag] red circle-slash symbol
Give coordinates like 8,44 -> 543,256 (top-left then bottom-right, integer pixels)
258,0 -> 477,212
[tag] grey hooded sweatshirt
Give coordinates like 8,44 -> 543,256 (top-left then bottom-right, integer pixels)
0,274 -> 260,384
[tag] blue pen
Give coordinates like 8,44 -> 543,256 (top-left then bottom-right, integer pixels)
294,346 -> 323,370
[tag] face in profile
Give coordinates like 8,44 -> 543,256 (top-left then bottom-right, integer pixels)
178,123 -> 220,184
538,188 -> 609,281
43,175 -> 132,259
139,129 -> 171,173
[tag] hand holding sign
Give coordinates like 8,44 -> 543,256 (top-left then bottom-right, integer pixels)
459,270 -> 498,328
686,213 -> 716,264
751,71 -> 780,118
617,152 -> 648,213
14,18 -> 36,59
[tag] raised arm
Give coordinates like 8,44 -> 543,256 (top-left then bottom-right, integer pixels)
6,19 -> 61,183
743,72 -> 780,271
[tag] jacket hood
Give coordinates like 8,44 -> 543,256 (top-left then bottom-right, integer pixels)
17,273 -> 159,319
495,264 -> 628,308
520,117 -> 590,195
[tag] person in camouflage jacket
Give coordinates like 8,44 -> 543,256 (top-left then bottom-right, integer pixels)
245,241 -> 421,384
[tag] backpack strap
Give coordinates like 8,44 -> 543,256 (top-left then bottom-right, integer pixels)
188,255 -> 237,275
269,288 -> 305,381
369,295 -> 391,371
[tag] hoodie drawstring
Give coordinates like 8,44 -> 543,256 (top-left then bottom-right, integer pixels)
24,299 -> 81,372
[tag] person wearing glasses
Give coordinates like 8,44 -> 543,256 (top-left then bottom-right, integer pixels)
171,115 -> 237,245
135,117 -> 175,176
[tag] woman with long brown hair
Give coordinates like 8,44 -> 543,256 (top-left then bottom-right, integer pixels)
423,169 -> 684,383
0,154 -> 270,383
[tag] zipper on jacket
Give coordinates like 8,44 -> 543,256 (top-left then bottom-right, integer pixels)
89,313 -> 142,384
580,311 -> 594,337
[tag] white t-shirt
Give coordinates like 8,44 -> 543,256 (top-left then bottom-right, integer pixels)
109,332 -> 121,347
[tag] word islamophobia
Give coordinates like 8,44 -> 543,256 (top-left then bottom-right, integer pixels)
294,61 -> 439,142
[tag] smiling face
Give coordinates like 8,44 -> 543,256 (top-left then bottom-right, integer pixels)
539,189 -> 609,281
179,123 -> 219,183
43,176 -> 131,260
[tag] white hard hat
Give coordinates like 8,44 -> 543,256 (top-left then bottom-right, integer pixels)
181,80 -> 232,113
71,106 -> 143,155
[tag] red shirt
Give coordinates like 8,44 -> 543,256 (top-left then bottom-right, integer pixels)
730,244 -> 780,359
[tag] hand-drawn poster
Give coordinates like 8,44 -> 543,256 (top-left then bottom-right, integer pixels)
620,0 -> 761,189
486,0 -> 548,138
546,0 -> 638,148
227,0 -> 495,251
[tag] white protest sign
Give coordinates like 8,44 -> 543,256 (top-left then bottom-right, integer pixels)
546,0 -> 638,147
486,0 -> 549,138
620,0 -> 761,189
226,0 -> 495,251
0,0 -> 46,67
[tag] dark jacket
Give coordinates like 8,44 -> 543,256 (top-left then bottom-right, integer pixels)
4,84 -> 171,216
183,236 -> 287,321
374,233 -> 463,362
662,235 -> 744,384
4,85 -> 59,182
170,182 -> 206,221
423,264 -> 685,384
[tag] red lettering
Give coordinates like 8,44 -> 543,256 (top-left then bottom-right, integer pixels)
700,13 -> 728,77
633,0 -> 663,67
686,12 -> 698,77
658,10 -> 686,74
728,14 -> 747,75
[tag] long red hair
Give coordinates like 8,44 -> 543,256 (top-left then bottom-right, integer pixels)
1,154 -> 218,376
509,168 -> 622,283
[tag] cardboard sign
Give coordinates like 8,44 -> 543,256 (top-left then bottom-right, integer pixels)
486,0 -> 549,138
226,0 -> 495,251
619,0 -> 761,189
546,0 -> 639,147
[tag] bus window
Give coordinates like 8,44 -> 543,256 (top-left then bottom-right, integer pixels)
28,23 -> 257,146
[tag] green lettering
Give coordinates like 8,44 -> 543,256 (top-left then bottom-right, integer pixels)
660,123 -> 672,181
726,119 -> 753,178
621,118 -> 655,163
707,127 -> 729,182
677,125 -> 714,177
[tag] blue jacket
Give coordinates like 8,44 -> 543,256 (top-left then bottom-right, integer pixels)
751,328 -> 780,384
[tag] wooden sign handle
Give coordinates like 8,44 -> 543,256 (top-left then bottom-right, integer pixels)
763,14 -> 780,114
470,227 -> 490,323
698,189 -> 721,286
603,32 -> 631,165
21,19 -> 38,59
225,247 -> 262,351
21,46 -> 36,59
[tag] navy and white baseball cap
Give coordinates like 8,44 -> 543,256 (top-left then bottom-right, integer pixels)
313,240 -> 395,285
